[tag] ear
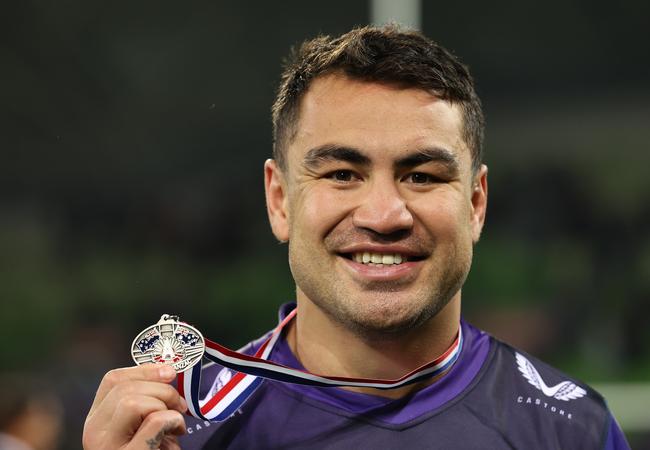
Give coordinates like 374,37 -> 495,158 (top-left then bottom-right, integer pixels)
264,159 -> 290,242
470,164 -> 488,243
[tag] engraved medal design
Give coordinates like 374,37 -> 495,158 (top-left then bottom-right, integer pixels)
131,314 -> 205,373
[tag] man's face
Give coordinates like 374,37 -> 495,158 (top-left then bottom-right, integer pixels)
265,74 -> 487,334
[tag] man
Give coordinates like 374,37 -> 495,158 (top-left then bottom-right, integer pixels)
83,25 -> 630,449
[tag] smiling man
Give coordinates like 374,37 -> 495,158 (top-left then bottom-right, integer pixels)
83,25 -> 629,449
264,72 -> 483,399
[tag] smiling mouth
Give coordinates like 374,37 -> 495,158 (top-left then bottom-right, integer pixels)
339,252 -> 426,266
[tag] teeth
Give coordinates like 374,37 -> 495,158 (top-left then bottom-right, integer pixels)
351,252 -> 407,265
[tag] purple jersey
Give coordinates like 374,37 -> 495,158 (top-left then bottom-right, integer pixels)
180,303 -> 629,449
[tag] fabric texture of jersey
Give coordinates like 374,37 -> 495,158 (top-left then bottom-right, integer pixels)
179,303 -> 629,449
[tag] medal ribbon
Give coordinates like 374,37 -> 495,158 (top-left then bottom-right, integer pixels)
177,307 -> 463,422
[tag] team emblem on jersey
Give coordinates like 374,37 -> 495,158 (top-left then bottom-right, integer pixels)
516,353 -> 586,401
212,367 -> 234,395
131,314 -> 205,373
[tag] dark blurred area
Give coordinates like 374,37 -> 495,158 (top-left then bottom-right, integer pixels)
0,373 -> 64,450
1,1 -> 648,448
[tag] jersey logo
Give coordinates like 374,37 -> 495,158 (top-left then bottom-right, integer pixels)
516,353 -> 586,401
212,367 -> 233,396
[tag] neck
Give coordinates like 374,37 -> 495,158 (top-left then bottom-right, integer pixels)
286,294 -> 461,399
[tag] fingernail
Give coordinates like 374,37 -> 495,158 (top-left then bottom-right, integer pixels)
180,396 -> 188,412
159,365 -> 176,378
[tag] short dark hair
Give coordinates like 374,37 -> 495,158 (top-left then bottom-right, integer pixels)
272,24 -> 485,173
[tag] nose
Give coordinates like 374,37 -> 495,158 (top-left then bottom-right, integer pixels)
352,179 -> 414,235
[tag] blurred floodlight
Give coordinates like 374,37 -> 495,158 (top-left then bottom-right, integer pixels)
371,0 -> 421,30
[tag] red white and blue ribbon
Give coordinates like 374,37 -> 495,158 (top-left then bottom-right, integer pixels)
177,307 -> 463,422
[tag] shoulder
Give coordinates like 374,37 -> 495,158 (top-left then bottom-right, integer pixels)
468,332 -> 614,449
489,338 -> 606,410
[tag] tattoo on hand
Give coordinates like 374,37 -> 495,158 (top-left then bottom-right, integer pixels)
146,430 -> 164,449
145,421 -> 175,449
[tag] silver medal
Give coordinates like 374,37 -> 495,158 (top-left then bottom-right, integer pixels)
131,314 -> 205,373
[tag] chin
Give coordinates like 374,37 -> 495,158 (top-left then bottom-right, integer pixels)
334,291 -> 449,336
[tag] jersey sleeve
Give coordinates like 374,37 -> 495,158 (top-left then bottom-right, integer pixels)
603,414 -> 630,450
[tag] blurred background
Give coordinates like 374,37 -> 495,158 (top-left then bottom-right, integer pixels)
1,0 -> 648,448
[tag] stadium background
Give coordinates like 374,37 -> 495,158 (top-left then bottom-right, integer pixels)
1,0 -> 648,448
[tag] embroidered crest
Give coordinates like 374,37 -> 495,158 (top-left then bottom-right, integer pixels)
212,368 -> 233,395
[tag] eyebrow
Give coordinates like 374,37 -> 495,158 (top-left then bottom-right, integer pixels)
394,147 -> 459,174
303,144 -> 371,169
303,143 -> 459,174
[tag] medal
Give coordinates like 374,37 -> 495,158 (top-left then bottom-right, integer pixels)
131,314 -> 205,373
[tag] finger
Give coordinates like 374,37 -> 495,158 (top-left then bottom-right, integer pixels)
127,410 -> 186,450
84,396 -> 171,450
108,381 -> 187,414
161,435 -> 181,450
89,365 -> 176,417
108,395 -> 173,437
91,380 -> 187,429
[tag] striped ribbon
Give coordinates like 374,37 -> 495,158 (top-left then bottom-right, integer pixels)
177,307 -> 463,422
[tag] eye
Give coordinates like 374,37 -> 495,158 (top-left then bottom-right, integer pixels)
404,172 -> 439,184
326,170 -> 359,183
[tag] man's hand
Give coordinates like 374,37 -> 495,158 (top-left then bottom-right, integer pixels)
83,364 -> 188,450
